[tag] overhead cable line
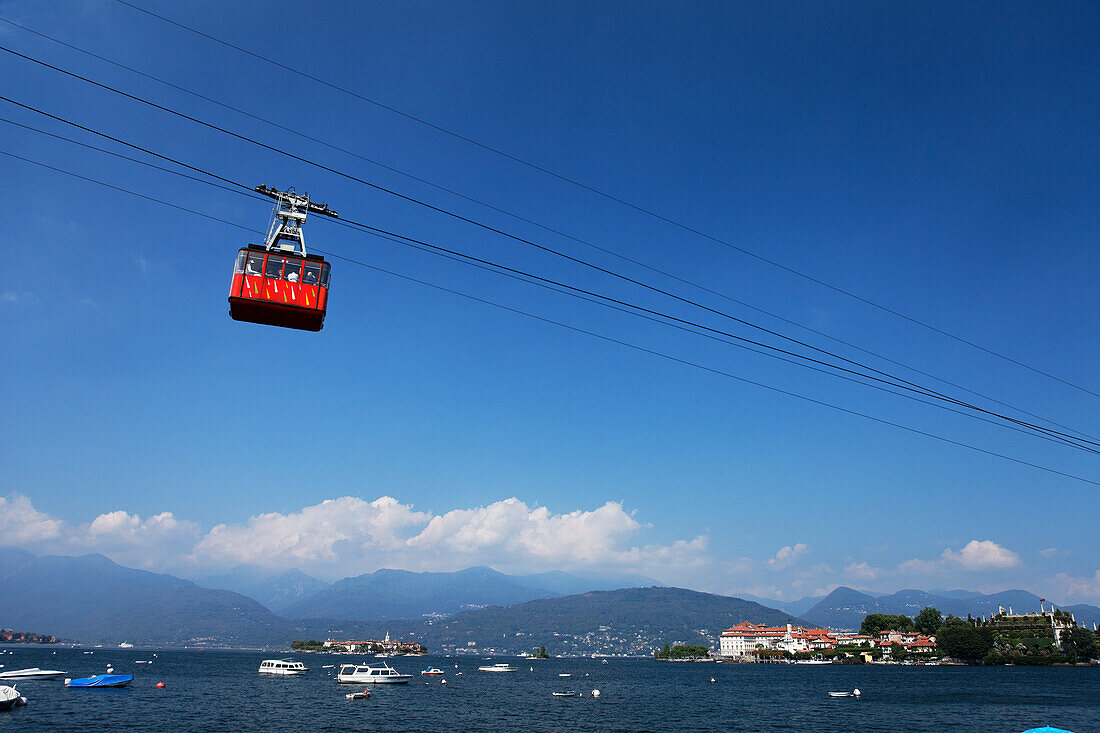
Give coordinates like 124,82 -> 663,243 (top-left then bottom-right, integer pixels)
8,114 -> 1090,454
4,145 -> 1098,486
2,16 -> 1087,444
1,91 -> 1095,455
2,50 -> 1094,454
107,0 -> 1100,400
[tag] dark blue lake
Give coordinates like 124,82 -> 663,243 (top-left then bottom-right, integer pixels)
1,648 -> 1097,732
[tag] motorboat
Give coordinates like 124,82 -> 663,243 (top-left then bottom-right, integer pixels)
558,673 -> 572,678
421,667 -> 445,676
345,689 -> 371,700
65,674 -> 134,688
0,668 -> 66,681
552,690 -> 579,697
828,688 -> 861,698
478,663 -> 518,673
258,659 -> 308,675
0,686 -> 28,711
337,664 -> 413,684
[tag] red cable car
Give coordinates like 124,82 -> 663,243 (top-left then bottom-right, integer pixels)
228,185 -> 338,332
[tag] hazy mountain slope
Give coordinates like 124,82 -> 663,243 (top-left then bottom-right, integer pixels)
282,566 -> 561,621
196,567 -> 330,612
336,587 -> 813,654
0,551 -> 286,645
801,587 -> 1100,630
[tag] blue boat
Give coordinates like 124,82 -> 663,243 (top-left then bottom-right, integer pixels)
65,674 -> 133,688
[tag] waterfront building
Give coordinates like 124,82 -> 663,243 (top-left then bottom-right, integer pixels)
718,622 -> 836,658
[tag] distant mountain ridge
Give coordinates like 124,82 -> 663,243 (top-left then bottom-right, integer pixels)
0,548 -> 287,645
193,568 -> 330,612
801,587 -> 1100,630
295,587 -> 814,654
281,566 -> 661,621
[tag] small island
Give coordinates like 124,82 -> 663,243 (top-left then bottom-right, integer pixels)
655,643 -> 711,660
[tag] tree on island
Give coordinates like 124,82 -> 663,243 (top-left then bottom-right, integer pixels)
914,607 -> 942,635
1060,627 -> 1098,663
860,614 -> 914,636
935,616 -> 993,660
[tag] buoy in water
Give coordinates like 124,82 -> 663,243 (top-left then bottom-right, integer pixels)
156,682 -> 166,689
441,679 -> 446,685
853,688 -> 861,697
710,677 -> 716,683
591,689 -> 600,697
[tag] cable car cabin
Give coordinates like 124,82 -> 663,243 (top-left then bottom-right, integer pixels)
228,245 -> 330,331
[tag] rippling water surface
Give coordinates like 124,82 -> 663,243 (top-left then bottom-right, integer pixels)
1,648 -> 1097,732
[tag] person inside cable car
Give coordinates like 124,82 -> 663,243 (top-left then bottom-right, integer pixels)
265,256 -> 284,279
245,253 -> 263,276
284,259 -> 301,282
303,263 -> 320,285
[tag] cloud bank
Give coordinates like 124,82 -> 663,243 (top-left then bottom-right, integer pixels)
1,493 -> 707,580
3,495 -> 1084,603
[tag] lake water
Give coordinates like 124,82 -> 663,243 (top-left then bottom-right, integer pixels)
1,648 -> 1097,732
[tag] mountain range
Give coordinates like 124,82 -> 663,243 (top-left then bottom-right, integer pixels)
793,586 -> 1100,630
3,546 -> 1096,648
279,566 -> 660,621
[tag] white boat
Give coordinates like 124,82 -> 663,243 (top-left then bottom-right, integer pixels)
0,686 -> 28,711
552,690 -> 579,697
828,688 -> 861,698
477,663 -> 518,673
558,673 -> 572,678
0,668 -> 66,681
118,642 -> 134,648
337,664 -> 413,684
258,659 -> 309,675
421,667 -> 445,676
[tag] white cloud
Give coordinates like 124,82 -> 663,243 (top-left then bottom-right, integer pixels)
74,510 -> 201,569
942,540 -> 1020,570
767,543 -> 807,569
194,496 -> 429,568
1040,547 -> 1070,558
1047,570 -> 1100,605
844,561 -> 882,580
0,494 -> 64,544
192,495 -> 709,577
1,291 -> 36,305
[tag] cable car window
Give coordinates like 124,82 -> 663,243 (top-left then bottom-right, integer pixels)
283,259 -> 302,282
320,263 -> 331,287
234,251 -> 247,273
302,262 -> 321,285
245,253 -> 264,276
265,256 -> 284,279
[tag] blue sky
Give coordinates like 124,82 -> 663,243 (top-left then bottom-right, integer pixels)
1,0 -> 1098,603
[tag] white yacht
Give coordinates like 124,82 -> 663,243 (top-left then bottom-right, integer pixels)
478,663 -> 518,672
258,659 -> 309,675
337,663 -> 413,684
0,668 -> 66,681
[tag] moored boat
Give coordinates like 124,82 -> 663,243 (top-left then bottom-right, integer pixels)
828,688 -> 861,698
258,659 -> 308,675
0,668 -> 66,681
478,663 -> 518,673
65,674 -> 133,688
337,664 -> 413,684
421,667 -> 445,676
0,686 -> 28,711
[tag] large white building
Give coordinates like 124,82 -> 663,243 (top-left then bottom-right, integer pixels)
719,622 -> 836,658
